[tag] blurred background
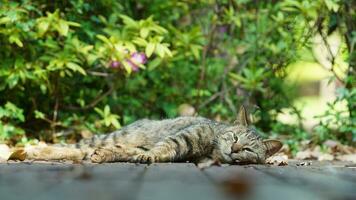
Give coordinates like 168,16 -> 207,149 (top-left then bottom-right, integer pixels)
0,0 -> 355,157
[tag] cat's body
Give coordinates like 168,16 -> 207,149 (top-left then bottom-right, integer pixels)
26,107 -> 282,165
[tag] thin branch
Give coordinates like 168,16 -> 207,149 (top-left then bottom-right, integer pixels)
198,86 -> 238,109
195,24 -> 217,109
87,70 -> 111,77
63,84 -> 116,111
318,29 -> 345,84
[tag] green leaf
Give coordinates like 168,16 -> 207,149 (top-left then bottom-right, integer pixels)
66,62 -> 87,75
57,20 -> 69,36
145,43 -> 155,58
140,28 -> 150,38
148,57 -> 162,70
132,37 -> 148,46
9,35 -> 23,47
122,61 -> 132,74
96,34 -> 111,45
155,44 -> 165,58
34,110 -> 45,119
104,105 -> 110,117
229,72 -> 246,82
120,15 -> 138,28
0,17 -> 11,24
37,20 -> 50,36
110,116 -> 121,129
94,107 -> 104,117
67,21 -> 81,27
190,45 -> 201,59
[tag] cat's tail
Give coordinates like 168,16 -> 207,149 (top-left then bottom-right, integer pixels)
24,134 -> 107,161
25,145 -> 86,161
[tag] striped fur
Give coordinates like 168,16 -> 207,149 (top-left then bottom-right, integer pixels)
26,114 -> 282,164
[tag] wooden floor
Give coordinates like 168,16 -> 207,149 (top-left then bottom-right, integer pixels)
0,160 -> 355,200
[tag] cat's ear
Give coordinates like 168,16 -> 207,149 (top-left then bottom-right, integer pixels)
236,105 -> 251,126
263,139 -> 283,157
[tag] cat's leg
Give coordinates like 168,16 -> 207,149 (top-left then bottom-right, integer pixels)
90,144 -> 145,163
132,124 -> 214,163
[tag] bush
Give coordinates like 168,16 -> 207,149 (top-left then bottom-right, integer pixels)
0,0 -> 354,145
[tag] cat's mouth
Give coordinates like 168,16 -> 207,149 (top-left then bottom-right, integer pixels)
229,153 -> 259,165
226,153 -> 242,164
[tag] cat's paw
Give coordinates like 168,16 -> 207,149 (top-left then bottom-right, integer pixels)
90,148 -> 108,163
132,153 -> 156,164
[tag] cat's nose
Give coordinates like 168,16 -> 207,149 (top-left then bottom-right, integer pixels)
231,143 -> 243,152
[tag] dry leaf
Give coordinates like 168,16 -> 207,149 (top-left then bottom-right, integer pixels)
296,148 -> 335,161
8,148 -> 26,161
223,174 -> 252,197
266,154 -> 288,166
295,150 -> 316,160
38,141 -> 48,147
318,153 -> 334,161
336,154 -> 356,163
323,140 -> 339,148
335,144 -> 355,154
80,130 -> 93,139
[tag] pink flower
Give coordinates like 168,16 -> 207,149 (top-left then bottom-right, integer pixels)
130,52 -> 147,65
127,60 -> 140,72
126,52 -> 147,72
109,60 -> 120,68
109,52 -> 147,72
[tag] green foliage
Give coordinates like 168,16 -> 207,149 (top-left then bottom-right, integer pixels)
315,85 -> 356,144
0,0 -> 355,146
94,105 -> 121,130
0,102 -> 25,142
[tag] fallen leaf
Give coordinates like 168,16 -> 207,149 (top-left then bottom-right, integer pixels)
295,150 -> 316,160
8,148 -> 26,161
318,153 -> 334,161
266,154 -> 288,166
335,144 -> 355,154
38,141 -> 48,147
300,140 -> 312,149
336,154 -> 356,163
80,130 -> 93,139
223,174 -> 252,197
0,144 -> 11,161
323,140 -> 339,148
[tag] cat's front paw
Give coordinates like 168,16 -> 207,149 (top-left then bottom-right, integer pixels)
133,153 -> 157,164
91,148 -> 108,163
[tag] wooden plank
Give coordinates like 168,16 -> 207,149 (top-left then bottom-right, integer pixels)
297,165 -> 356,183
0,163 -> 146,200
203,165 -> 324,200
137,163 -> 231,200
1,161 -> 355,200
255,165 -> 356,200
281,160 -> 356,183
0,163 -> 63,200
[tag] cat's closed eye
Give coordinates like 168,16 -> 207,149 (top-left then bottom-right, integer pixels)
242,147 -> 253,152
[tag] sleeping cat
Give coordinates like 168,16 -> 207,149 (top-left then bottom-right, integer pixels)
25,106 -> 282,164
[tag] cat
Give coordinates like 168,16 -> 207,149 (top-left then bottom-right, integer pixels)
25,106 -> 282,165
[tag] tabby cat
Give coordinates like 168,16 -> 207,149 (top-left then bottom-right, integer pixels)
26,106 -> 282,165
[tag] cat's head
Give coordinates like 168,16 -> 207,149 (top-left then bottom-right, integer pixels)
214,106 -> 282,164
